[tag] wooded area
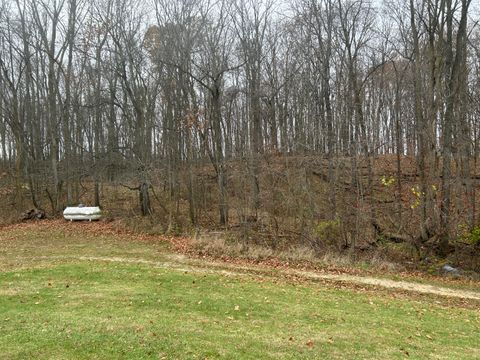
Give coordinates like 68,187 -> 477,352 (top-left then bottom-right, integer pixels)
0,0 -> 479,265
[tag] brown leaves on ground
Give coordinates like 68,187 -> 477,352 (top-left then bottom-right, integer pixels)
0,218 -> 191,249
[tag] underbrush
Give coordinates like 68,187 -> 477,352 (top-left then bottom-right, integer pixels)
72,212 -> 477,277
191,231 -> 402,273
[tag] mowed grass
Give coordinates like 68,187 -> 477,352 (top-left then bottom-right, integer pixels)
0,222 -> 479,359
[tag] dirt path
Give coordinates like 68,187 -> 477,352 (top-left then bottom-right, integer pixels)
48,255 -> 479,301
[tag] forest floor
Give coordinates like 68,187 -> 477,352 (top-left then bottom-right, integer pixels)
0,220 -> 479,359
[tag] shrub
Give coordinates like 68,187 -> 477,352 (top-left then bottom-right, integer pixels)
312,218 -> 343,250
461,226 -> 480,245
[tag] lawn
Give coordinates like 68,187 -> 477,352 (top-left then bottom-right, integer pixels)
0,222 -> 479,359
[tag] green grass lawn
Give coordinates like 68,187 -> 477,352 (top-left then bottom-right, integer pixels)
0,222 -> 479,359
